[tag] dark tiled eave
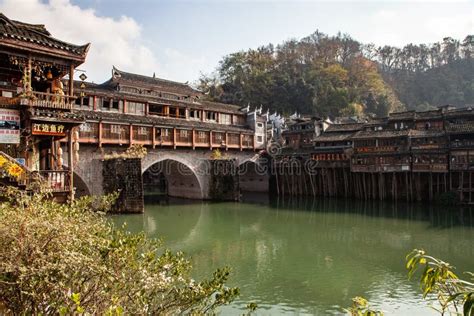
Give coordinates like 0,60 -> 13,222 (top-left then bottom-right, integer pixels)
77,82 -> 243,114
78,110 -> 253,134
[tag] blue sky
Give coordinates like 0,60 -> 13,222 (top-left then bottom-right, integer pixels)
1,0 -> 472,83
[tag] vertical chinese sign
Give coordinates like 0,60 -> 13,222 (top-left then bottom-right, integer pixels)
0,109 -> 20,144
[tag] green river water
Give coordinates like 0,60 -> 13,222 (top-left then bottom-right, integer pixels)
112,194 -> 474,315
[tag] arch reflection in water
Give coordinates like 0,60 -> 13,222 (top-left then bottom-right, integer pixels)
112,195 -> 474,315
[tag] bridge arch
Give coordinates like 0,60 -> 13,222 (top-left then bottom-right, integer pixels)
142,158 -> 204,199
73,171 -> 91,198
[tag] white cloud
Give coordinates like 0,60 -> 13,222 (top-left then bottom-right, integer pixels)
0,0 -> 161,83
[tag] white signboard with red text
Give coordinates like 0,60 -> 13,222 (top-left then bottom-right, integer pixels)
0,109 -> 20,144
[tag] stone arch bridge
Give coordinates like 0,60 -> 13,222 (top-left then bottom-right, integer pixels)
71,145 -> 270,204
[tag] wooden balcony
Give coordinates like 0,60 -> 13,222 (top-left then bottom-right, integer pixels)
21,91 -> 75,110
313,160 -> 350,168
355,146 -> 401,153
39,170 -> 70,192
412,163 -> 448,172
450,163 -> 474,171
351,164 -> 410,173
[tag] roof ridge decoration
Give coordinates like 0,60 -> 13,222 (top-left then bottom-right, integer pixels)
111,66 -> 196,89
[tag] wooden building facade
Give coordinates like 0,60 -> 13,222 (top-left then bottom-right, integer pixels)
0,13 -> 89,200
275,107 -> 474,204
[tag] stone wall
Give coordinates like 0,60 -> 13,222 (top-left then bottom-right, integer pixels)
208,159 -> 240,201
102,158 -> 144,213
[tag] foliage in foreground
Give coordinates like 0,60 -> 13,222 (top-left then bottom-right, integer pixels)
347,250 -> 473,316
345,296 -> 384,316
0,187 -> 239,314
407,249 -> 474,316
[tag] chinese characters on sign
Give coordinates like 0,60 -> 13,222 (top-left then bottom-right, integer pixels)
0,109 -> 20,144
32,123 -> 66,136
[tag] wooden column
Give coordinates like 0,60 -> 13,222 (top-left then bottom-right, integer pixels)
98,121 -> 103,147
68,129 -> 74,201
225,132 -> 228,151
129,124 -> 133,146
123,97 -> 127,114
152,126 -> 156,148
209,130 -> 213,150
239,132 -> 243,151
145,102 -> 149,116
192,129 -> 195,150
68,64 -> 74,96
253,135 -> 256,150
173,127 -> 176,149
93,96 -> 97,111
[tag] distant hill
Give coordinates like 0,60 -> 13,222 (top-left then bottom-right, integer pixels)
198,33 -> 473,118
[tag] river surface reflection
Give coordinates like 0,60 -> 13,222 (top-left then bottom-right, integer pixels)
112,195 -> 474,315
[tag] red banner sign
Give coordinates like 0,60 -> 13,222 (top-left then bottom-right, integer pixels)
32,123 -> 66,136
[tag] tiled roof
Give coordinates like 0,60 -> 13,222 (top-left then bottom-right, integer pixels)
77,110 -> 253,133
388,111 -> 415,120
352,129 -> 409,139
314,132 -> 353,142
414,110 -> 443,120
110,66 -> 200,96
29,108 -> 85,123
0,13 -> 89,59
444,108 -> 474,119
325,123 -> 364,132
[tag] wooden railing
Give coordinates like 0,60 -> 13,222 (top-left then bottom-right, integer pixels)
21,91 -> 75,110
351,164 -> 410,173
39,170 -> 70,192
412,163 -> 448,172
74,121 -> 256,150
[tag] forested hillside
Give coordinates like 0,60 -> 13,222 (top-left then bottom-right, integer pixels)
198,33 -> 473,117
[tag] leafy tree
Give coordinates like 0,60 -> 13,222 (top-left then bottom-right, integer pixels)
198,32 -> 472,117
0,188 -> 240,314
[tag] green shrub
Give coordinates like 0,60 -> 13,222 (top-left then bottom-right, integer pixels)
0,187 -> 239,314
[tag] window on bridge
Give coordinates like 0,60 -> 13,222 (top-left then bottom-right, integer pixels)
126,101 -> 145,115
205,111 -> 217,122
149,104 -> 167,116
100,98 -> 122,112
220,113 -> 231,125
190,109 -> 201,120
74,96 -> 92,109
